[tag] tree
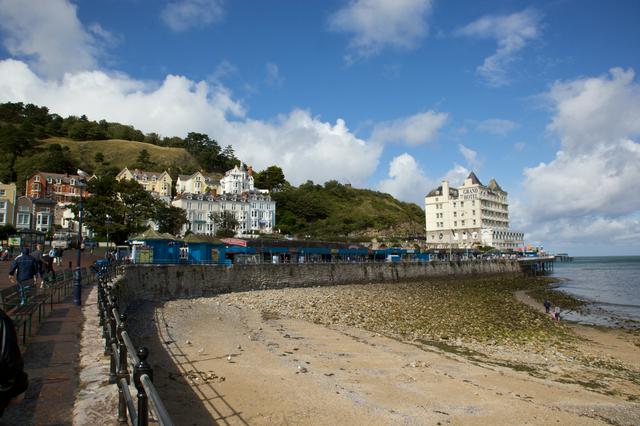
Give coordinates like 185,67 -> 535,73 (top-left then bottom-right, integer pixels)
254,165 -> 287,192
94,152 -> 105,164
133,149 -> 155,170
155,204 -> 187,235
0,224 -> 16,240
75,176 -> 158,244
210,211 -> 239,237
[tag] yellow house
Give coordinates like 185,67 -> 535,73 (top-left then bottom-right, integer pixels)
0,182 -> 17,227
116,168 -> 173,202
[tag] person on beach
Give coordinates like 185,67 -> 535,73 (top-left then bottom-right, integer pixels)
554,306 -> 561,321
544,299 -> 552,313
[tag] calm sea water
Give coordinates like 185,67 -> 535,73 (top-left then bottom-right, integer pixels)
551,256 -> 640,327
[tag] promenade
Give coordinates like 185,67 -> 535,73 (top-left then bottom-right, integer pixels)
1,251 -> 100,425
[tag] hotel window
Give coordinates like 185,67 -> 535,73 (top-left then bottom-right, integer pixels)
453,212 -> 457,217
460,201 -> 464,207
461,220 -> 465,226
472,210 -> 475,215
473,219 -> 476,225
454,221 -> 457,227
453,202 -> 456,207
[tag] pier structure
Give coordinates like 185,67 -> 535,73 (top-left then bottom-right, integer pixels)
517,256 -> 555,275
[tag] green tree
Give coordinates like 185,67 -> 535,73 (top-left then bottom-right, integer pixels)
155,204 -> 187,235
0,224 -> 16,240
209,211 -> 239,237
94,152 -> 105,164
76,176 -> 158,244
253,165 -> 287,192
133,149 -> 155,170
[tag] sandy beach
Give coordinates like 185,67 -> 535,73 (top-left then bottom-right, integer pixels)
126,276 -> 640,425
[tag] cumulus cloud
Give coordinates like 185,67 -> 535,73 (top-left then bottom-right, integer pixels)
521,68 -> 640,250
458,144 -> 482,170
370,110 -> 447,146
476,118 -> 518,135
0,0 -> 98,78
0,59 -> 381,186
329,0 -> 433,59
161,0 -> 225,32
456,9 -> 541,87
441,164 -> 469,188
377,153 -> 433,205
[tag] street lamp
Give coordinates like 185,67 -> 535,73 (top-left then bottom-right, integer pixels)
73,169 -> 89,306
105,214 -> 112,258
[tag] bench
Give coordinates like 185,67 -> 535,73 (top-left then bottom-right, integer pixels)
0,283 -> 50,344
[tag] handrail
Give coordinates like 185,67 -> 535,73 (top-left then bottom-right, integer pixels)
95,264 -> 174,426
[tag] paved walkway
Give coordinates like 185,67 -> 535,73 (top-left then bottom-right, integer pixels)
1,291 -> 89,425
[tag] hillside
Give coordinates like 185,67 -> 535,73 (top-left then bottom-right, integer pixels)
274,181 -> 425,241
43,137 -> 200,172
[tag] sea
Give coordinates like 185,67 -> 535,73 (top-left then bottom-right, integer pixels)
551,256 -> 640,328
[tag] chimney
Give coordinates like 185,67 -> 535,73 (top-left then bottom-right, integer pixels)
441,180 -> 449,200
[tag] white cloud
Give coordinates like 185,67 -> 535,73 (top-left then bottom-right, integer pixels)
476,118 -> 518,135
0,0 -> 98,78
329,0 -> 433,59
458,144 -> 482,170
161,0 -> 225,32
456,9 -> 541,87
520,68 -> 640,252
0,59 -> 381,187
441,164 -> 469,188
545,67 -> 640,153
377,153 -> 433,205
265,62 -> 284,87
371,110 -> 447,146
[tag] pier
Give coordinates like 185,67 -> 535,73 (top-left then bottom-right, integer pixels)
517,256 -> 555,275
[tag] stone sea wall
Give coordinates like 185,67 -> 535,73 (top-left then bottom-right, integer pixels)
115,260 -> 521,303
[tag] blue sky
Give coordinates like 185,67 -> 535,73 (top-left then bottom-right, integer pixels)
0,0 -> 639,255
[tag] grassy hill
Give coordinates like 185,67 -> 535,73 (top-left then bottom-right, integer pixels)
43,137 -> 200,172
274,181 -> 425,241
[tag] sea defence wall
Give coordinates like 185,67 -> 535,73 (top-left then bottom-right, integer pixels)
114,260 -> 521,303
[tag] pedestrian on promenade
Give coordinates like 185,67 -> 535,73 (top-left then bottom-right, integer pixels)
8,248 -> 40,305
543,299 -> 551,314
0,308 -> 29,417
40,252 -> 55,288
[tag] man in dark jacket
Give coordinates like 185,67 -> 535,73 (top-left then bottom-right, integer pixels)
0,309 -> 28,416
8,249 -> 39,305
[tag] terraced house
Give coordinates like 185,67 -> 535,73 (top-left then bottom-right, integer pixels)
116,167 -> 172,203
0,182 -> 17,227
172,164 -> 275,236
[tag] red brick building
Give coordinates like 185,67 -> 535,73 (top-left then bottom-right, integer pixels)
25,172 -> 85,204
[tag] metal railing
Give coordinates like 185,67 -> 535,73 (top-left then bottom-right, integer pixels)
96,265 -> 173,426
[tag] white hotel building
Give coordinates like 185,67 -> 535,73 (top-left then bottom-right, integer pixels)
425,172 -> 524,251
172,164 -> 275,236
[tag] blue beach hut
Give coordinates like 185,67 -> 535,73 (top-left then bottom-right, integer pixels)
129,228 -> 178,264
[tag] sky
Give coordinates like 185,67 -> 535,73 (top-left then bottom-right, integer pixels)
0,0 -> 639,256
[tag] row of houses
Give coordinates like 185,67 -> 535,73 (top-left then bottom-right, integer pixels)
0,164 -> 276,238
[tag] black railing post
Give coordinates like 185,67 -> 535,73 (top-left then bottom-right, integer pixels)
117,313 -> 129,425
134,347 -> 152,426
108,295 -> 118,384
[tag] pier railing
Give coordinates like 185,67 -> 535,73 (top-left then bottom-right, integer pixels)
96,265 -> 173,426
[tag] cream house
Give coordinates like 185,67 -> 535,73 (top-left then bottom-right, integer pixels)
175,171 -> 220,195
116,168 -> 172,203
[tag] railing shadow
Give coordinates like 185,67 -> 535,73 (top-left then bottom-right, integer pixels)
125,300 -> 249,426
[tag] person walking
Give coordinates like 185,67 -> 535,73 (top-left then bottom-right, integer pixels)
0,308 -> 29,417
8,248 -> 39,305
543,299 -> 552,314
554,306 -> 561,321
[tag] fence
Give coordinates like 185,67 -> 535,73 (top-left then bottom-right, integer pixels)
96,264 -> 173,426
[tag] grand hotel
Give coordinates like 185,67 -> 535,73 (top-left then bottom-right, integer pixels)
424,172 -> 524,251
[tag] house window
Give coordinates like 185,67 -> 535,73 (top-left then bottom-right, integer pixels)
0,189 -> 4,196
0,212 -> 5,224
34,176 -> 40,182
0,201 -> 6,210
17,213 -> 30,226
